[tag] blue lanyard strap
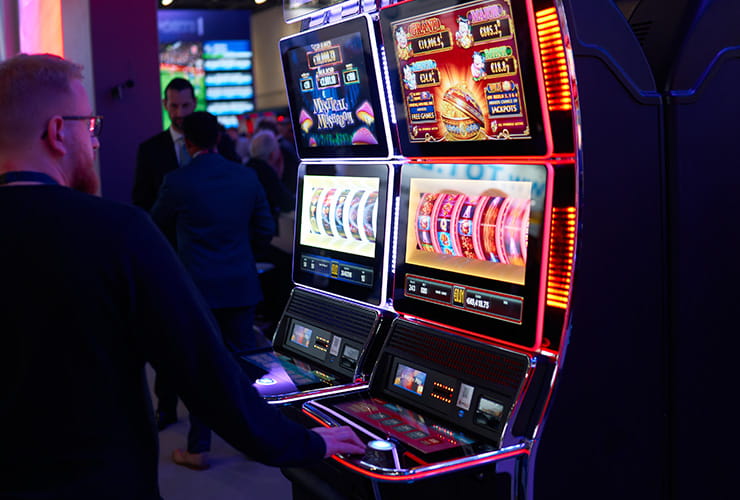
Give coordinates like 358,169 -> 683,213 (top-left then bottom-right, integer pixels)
0,171 -> 59,186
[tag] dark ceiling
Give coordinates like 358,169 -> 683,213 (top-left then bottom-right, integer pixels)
158,0 -> 281,11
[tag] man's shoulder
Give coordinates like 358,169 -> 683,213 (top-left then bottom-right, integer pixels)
51,188 -> 152,230
224,157 -> 259,180
73,188 -> 148,214
197,153 -> 250,172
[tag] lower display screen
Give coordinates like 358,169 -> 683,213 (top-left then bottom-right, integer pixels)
392,363 -> 427,397
281,319 -> 361,377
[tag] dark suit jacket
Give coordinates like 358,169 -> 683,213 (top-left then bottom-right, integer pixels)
133,129 -> 241,211
133,130 -> 178,212
151,153 -> 276,309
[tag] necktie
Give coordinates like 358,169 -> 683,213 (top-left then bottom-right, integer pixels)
178,139 -> 191,167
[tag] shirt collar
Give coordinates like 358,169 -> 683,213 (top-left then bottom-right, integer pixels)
169,126 -> 184,144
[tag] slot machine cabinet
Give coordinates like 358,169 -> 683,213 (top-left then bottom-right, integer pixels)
241,11 -> 399,409
281,0 -> 582,499
664,0 -> 739,497
532,0 -> 667,498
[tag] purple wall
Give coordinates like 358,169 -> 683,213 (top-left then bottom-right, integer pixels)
89,2 -> 161,205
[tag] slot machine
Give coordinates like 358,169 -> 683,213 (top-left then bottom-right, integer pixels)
279,0 -> 585,498
240,10 -> 399,406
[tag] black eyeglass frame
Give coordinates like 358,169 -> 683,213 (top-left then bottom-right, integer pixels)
41,115 -> 103,139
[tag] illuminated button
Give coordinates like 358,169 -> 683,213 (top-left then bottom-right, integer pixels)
362,440 -> 396,469
369,440 -> 394,451
255,377 -> 276,385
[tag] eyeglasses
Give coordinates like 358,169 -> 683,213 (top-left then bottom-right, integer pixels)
41,115 -> 103,139
62,115 -> 103,137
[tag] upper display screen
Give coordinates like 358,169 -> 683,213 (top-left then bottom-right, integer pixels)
283,0 -> 370,24
380,0 -> 548,158
280,14 -> 393,160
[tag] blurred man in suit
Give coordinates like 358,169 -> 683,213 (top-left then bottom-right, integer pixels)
255,116 -> 300,195
151,111 -> 276,469
133,78 -> 195,212
133,78 -> 239,211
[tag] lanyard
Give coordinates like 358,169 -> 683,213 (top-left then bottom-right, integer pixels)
0,171 -> 59,186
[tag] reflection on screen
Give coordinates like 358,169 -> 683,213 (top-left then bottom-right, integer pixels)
393,364 -> 427,396
343,345 -> 360,361
474,396 -> 504,431
285,0 -> 358,23
290,324 -> 313,348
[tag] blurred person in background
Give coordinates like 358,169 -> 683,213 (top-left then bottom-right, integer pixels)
151,111 -> 276,468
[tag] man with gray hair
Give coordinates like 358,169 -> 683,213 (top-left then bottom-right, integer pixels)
247,129 -> 295,224
0,53 -> 364,499
245,129 -> 296,328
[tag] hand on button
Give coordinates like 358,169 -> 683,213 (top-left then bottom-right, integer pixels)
313,426 -> 366,458
361,439 -> 397,469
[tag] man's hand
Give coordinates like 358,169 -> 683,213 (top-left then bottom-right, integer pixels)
312,426 -> 366,458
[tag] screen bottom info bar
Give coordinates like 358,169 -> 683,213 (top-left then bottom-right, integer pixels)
301,253 -> 374,287
405,275 -> 523,323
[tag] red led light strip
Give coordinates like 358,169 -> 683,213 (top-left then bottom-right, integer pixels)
535,7 -> 572,112
546,206 -> 576,308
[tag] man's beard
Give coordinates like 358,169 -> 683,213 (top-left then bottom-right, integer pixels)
70,164 -> 100,196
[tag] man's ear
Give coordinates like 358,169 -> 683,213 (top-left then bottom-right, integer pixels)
43,115 -> 67,156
